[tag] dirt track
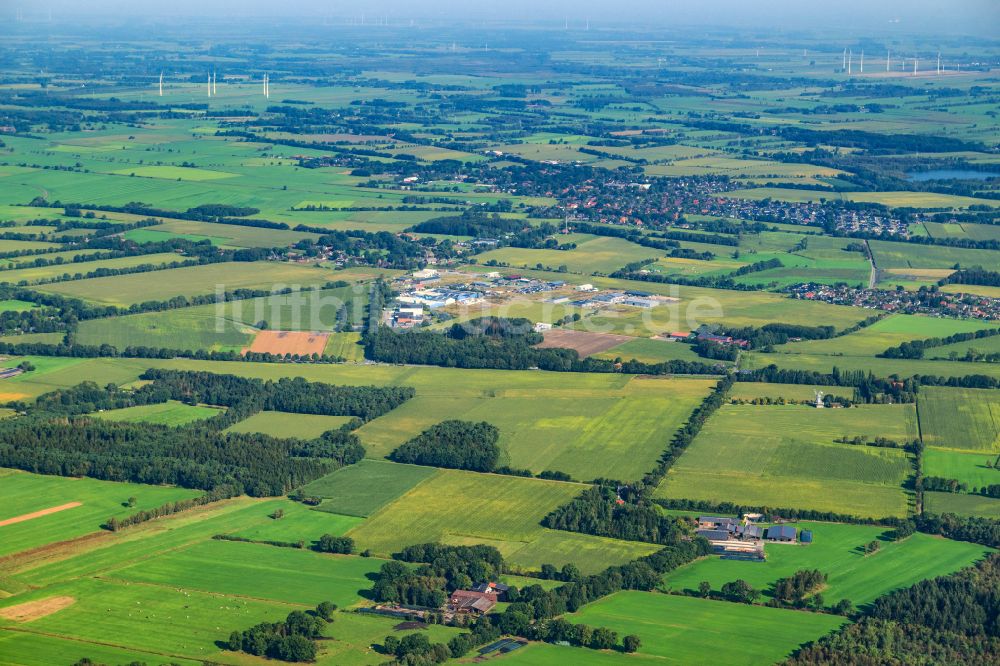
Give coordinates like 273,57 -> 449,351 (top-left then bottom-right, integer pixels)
0,596 -> 75,622
0,502 -> 82,527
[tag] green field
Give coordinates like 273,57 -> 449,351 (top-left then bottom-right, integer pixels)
918,386 -> 1000,453
476,235 -> 664,275
225,410 -> 355,439
226,500 -> 364,542
324,331 -> 366,361
354,373 -> 715,482
0,252 -> 187,285
725,187 -> 996,209
38,261 -> 337,305
923,447 -> 1000,489
1,355 -> 712,484
74,283 -> 366,351
111,538 -> 381,606
657,404 -> 919,518
564,592 -> 846,665
869,239 -> 1000,271
0,470 -> 200,557
742,349 -> 1000,382
90,400 -> 221,426
304,459 -> 439,517
344,469 -> 659,572
662,520 -> 991,606
591,337 -> 709,364
924,491 -> 1000,518
774,314 -> 993,358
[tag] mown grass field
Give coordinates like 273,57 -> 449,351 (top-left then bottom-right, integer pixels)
344,469 -> 659,572
225,411 -> 355,439
565,592 -> 846,666
110,538 -> 382,606
90,400 -> 221,426
225,500 -> 364,542
918,386 -> 1000,453
657,404 -> 918,518
304,459 -> 439,517
0,470 -> 200,557
923,447 -> 1000,489
38,261 -> 336,305
662,520 -> 991,606
924,491 -> 1000,518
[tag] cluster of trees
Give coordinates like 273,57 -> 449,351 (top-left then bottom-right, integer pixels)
770,569 -> 828,606
868,554 -> 1000,639
940,268 -> 1000,288
227,602 -> 336,662
380,633 -> 452,665
139,369 -> 413,424
371,544 -> 504,608
0,415 -> 331,496
787,618 -> 1000,666
389,420 -> 500,472
714,322 -> 836,351
409,209 -> 526,238
922,476 -> 970,494
313,534 -> 354,554
542,486 -> 687,545
293,225 -> 429,268
880,327 -> 1000,360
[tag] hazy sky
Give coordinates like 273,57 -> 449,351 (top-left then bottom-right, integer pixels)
17,0 -> 1000,36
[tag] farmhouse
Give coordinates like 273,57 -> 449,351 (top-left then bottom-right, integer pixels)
471,581 -> 510,600
766,525 -> 797,542
695,516 -> 766,561
449,589 -> 497,615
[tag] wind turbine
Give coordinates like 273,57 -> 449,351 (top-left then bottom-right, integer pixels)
860,50 -> 864,74
212,71 -> 217,96
937,52 -> 941,74
886,49 -> 890,72
207,72 -> 211,97
158,71 -> 163,97
848,49 -> 852,75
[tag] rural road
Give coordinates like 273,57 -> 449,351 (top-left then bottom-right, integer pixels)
865,240 -> 877,289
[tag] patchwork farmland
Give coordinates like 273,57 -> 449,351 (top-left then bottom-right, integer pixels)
0,10 -> 999,666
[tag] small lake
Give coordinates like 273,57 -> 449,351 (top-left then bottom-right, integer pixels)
906,169 -> 1000,182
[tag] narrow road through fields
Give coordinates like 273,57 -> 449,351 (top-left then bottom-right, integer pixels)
865,240 -> 878,289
